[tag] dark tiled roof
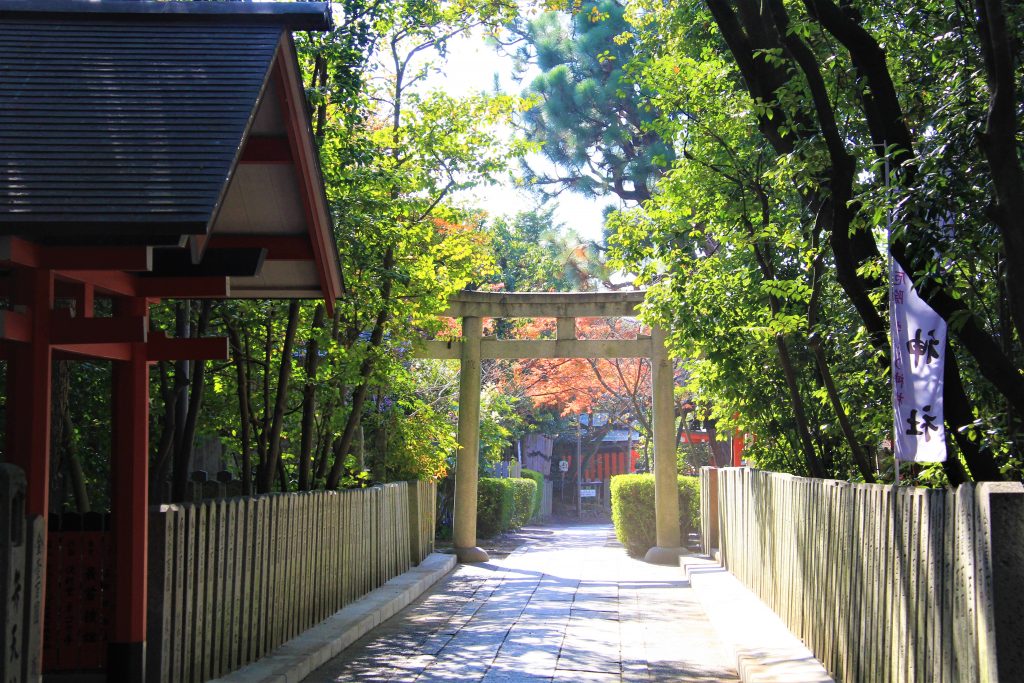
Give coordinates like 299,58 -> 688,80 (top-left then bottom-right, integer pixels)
0,11 -> 282,240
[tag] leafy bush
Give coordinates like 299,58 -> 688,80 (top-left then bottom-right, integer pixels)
520,468 -> 545,520
477,477 -> 514,538
610,474 -> 700,557
509,477 -> 537,529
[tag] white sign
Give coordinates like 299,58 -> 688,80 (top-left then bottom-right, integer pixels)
890,259 -> 946,462
579,488 -> 597,498
558,460 -> 569,472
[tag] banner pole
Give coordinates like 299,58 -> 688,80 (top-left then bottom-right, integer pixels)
886,140 -> 898,484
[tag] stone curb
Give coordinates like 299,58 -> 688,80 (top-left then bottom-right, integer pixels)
681,555 -> 834,683
212,552 -> 457,683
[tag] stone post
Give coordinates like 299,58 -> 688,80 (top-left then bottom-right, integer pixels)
700,467 -> 719,555
453,316 -> 488,562
408,481 -> 424,566
1,464 -> 27,683
979,482 -> 1024,681
644,326 -> 683,565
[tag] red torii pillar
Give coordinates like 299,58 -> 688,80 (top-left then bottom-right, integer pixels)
4,269 -> 54,679
108,296 -> 150,679
3,257 -> 227,682
6,268 -> 54,520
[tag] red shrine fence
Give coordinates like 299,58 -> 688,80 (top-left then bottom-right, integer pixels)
701,467 -> 1024,683
147,481 -> 436,682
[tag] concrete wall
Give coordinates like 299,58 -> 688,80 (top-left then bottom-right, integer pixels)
701,467 -> 1024,683
147,481 -> 436,683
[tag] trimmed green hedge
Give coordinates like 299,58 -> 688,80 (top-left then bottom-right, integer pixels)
610,474 -> 700,557
477,478 -> 514,538
477,476 -> 540,537
510,478 -> 537,529
520,468 -> 545,520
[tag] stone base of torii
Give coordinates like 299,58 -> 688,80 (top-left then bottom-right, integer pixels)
415,291 -> 683,565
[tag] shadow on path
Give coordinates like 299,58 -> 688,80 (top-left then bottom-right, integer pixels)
304,524 -> 738,683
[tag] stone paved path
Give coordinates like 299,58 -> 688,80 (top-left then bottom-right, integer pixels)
304,524 -> 738,682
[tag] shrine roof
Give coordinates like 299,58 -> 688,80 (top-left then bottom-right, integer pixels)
0,1 -> 341,304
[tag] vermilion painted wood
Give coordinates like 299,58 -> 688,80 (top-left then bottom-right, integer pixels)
0,309 -> 31,342
207,234 -> 314,260
7,269 -> 54,517
0,236 -> 152,272
136,276 -> 230,299
239,135 -> 292,164
110,297 -> 150,649
53,270 -> 229,298
54,269 -> 136,297
5,268 -> 54,670
51,343 -> 132,362
50,309 -> 147,345
273,42 -> 341,313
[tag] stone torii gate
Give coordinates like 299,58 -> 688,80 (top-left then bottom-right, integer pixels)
415,291 -> 683,565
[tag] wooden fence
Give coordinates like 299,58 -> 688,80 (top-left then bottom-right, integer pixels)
146,480 -> 436,683
701,467 -> 1024,683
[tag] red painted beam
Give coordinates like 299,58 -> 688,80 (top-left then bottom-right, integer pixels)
0,309 -> 32,342
52,343 -> 132,362
274,45 -> 342,313
147,332 -> 229,361
240,134 -> 292,164
206,235 -> 314,260
50,310 -> 147,345
136,276 -> 229,298
43,246 -> 152,272
58,271 -> 228,298
57,269 -> 137,297
0,236 -> 151,271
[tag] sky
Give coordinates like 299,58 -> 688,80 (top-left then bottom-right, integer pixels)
427,28 -> 614,244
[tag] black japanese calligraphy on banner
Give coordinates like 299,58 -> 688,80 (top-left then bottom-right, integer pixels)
890,261 -> 947,462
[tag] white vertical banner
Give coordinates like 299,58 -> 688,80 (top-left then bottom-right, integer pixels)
890,259 -> 947,462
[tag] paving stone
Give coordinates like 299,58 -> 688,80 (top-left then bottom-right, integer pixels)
304,524 -> 746,683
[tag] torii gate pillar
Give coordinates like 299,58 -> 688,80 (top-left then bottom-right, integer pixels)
644,326 -> 684,565
453,316 -> 489,563
418,291 -> 682,565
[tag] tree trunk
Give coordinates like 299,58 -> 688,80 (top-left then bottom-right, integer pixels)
227,325 -> 254,495
298,304 -> 325,491
326,247 -> 396,489
257,300 -> 301,493
51,360 -> 90,513
973,0 -> 1024,344
151,362 -> 176,504
171,301 -> 191,502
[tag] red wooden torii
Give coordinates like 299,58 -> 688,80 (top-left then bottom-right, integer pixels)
0,1 -> 341,679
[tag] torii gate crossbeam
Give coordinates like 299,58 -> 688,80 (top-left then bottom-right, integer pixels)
414,291 -> 683,565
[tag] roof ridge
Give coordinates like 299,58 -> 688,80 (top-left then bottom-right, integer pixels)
0,1 -> 332,31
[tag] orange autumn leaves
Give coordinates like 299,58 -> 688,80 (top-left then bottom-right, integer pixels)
507,317 -> 651,416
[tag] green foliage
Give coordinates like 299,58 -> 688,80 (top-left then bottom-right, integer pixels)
509,477 -> 538,528
480,207 -> 604,292
477,477 -> 515,538
610,474 -> 699,557
604,1 -> 895,480
137,0 -> 541,499
518,0 -> 672,202
520,467 -> 545,519
479,388 -> 526,466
